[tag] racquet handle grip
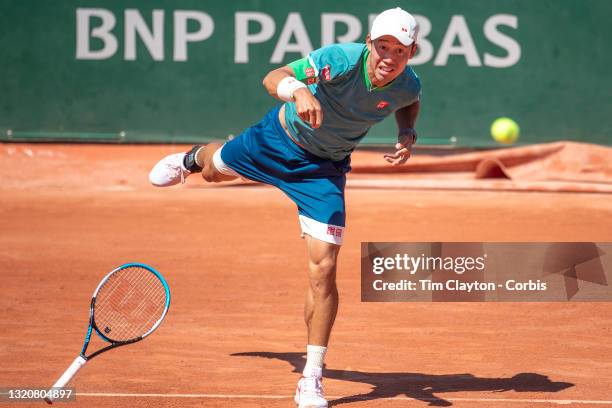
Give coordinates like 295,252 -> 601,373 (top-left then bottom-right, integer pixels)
44,355 -> 87,404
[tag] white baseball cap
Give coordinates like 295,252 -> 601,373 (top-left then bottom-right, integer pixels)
370,7 -> 419,46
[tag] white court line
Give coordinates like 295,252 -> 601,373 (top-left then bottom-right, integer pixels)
77,393 -> 612,405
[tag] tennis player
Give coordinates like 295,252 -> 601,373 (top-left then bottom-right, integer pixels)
149,7 -> 421,407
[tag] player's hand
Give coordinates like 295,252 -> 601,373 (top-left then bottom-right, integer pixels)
293,88 -> 323,129
383,133 -> 415,166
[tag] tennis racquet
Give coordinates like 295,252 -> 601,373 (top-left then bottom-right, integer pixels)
44,263 -> 171,404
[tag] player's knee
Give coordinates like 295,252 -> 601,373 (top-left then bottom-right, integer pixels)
201,167 -> 220,182
202,166 -> 235,183
308,258 -> 337,296
201,143 -> 237,183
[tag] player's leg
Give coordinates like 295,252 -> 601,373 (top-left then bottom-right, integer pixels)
304,235 -> 340,348
150,106 -> 301,188
148,142 -> 237,187
295,235 -> 339,408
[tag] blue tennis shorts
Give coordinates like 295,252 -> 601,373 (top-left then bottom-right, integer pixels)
217,105 -> 351,245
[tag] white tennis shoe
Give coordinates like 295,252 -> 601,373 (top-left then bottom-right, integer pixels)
149,153 -> 191,186
294,376 -> 328,408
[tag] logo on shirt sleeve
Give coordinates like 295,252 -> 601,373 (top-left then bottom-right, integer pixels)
321,65 -> 331,81
305,67 -> 317,84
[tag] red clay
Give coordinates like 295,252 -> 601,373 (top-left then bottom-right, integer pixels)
0,143 -> 611,407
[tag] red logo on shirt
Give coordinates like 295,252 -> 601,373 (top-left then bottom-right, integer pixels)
321,65 -> 331,81
335,228 -> 343,237
327,226 -> 336,235
377,101 -> 389,109
305,67 -> 315,78
307,77 -> 316,85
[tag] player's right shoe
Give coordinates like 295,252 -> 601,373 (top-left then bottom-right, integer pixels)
294,376 -> 328,408
149,146 -> 202,187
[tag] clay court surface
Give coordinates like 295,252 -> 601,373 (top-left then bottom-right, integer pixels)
1,143 -> 611,407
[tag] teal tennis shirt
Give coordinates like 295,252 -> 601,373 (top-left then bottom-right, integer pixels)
285,42 -> 421,161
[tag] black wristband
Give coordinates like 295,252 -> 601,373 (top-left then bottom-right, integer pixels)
398,127 -> 417,143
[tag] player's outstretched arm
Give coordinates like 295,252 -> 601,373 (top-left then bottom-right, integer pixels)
384,101 -> 420,165
262,66 -> 323,129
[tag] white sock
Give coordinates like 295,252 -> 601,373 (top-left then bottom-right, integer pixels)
303,345 -> 327,378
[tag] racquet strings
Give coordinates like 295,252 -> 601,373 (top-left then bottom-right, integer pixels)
94,266 -> 167,342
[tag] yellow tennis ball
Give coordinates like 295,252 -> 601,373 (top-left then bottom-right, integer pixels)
491,117 -> 520,144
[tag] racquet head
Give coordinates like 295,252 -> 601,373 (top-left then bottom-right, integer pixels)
92,263 -> 170,343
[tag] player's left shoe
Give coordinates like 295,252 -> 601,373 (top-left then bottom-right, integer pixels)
149,146 -> 202,187
294,376 -> 328,408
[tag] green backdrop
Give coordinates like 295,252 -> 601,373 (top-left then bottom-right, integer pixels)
1,0 -> 610,146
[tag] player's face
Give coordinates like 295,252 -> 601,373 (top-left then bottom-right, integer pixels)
366,35 -> 416,87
